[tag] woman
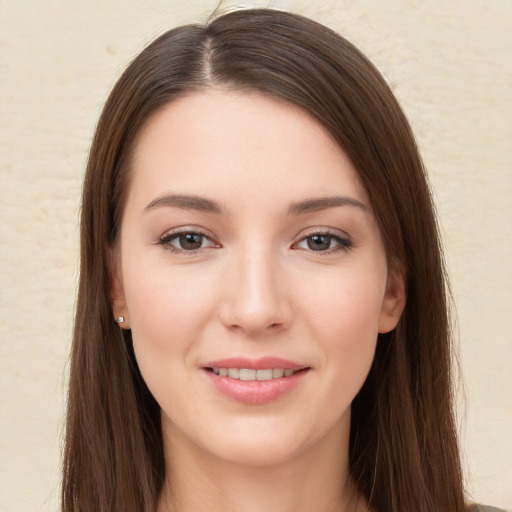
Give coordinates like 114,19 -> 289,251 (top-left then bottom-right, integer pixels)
62,8 -> 496,512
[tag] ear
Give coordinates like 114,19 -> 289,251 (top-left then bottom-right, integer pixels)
378,265 -> 406,334
106,246 -> 130,329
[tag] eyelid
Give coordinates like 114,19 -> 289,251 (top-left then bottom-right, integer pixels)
296,226 -> 350,239
157,226 -> 221,253
155,226 -> 353,255
292,228 -> 353,253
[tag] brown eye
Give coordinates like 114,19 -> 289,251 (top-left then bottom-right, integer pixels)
159,231 -> 216,252
294,231 -> 353,253
178,233 -> 204,250
307,234 -> 333,251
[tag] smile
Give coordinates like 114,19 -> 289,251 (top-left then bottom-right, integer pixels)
203,358 -> 310,405
210,368 -> 298,380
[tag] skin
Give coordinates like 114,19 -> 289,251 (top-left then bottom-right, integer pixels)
111,90 -> 405,512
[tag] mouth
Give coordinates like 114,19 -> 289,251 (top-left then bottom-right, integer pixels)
205,367 -> 307,381
201,357 -> 310,405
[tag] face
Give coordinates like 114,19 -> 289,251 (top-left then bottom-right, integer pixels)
111,90 -> 405,468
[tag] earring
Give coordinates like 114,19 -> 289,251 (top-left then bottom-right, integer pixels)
117,316 -> 125,324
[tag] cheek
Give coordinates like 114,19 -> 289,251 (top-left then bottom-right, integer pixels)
121,259 -> 220,389
124,256 -> 219,335
300,267 -> 385,391
304,264 -> 386,338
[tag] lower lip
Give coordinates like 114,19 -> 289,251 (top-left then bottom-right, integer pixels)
204,369 -> 309,405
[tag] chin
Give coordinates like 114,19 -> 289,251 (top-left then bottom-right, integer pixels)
207,433 -> 309,468
172,409 -> 349,470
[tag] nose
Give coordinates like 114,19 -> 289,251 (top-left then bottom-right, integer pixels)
219,248 -> 292,335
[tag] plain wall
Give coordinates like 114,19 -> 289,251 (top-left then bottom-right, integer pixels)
0,1 -> 510,510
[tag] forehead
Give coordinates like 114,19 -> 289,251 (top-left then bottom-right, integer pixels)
127,90 -> 369,211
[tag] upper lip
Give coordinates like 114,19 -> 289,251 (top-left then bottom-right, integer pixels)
202,356 -> 308,370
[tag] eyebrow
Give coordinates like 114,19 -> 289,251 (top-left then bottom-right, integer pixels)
287,196 -> 368,215
144,193 -> 368,215
145,194 -> 223,214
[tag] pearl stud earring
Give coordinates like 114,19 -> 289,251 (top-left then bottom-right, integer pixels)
117,316 -> 125,324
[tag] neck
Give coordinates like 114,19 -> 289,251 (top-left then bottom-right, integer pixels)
158,420 -> 367,512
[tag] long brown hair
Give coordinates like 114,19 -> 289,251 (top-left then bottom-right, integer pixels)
63,8 -> 466,511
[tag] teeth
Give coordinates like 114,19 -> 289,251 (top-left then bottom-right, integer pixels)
239,369 -> 256,381
211,367 -> 299,381
228,368 -> 240,379
256,369 -> 273,381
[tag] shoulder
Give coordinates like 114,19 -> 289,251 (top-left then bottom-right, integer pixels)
469,505 -> 510,512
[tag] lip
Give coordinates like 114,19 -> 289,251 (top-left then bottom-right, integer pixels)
202,357 -> 310,405
203,356 -> 306,370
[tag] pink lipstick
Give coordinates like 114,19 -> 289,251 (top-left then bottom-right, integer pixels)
202,357 -> 310,405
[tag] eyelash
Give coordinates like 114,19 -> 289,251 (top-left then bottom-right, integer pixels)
157,231 -> 219,254
294,230 -> 353,254
157,229 -> 353,255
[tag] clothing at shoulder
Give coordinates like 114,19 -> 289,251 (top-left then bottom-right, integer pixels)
470,505 -> 510,512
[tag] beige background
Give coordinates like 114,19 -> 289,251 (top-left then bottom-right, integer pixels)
0,1 -> 510,510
